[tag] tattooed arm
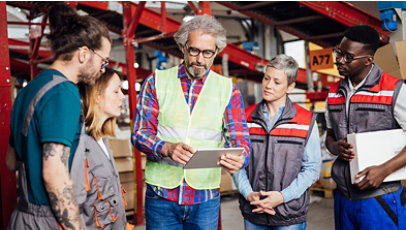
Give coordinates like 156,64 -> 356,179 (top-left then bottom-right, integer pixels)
42,142 -> 84,230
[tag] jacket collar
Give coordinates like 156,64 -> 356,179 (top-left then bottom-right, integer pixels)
338,64 -> 383,95
250,97 -> 297,128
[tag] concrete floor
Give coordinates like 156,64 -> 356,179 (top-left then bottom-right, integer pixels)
133,194 -> 334,230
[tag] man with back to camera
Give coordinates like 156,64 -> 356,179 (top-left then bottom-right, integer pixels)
325,25 -> 406,229
6,4 -> 111,229
132,15 -> 251,229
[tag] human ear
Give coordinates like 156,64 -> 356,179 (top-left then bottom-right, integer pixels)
287,82 -> 296,93
365,56 -> 374,66
78,46 -> 90,64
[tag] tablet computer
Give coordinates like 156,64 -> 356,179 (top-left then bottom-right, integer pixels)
183,147 -> 244,169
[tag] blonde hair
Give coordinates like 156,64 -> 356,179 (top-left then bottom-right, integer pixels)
79,68 -> 122,140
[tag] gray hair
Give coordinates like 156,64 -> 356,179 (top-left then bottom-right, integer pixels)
174,15 -> 227,52
266,54 -> 298,85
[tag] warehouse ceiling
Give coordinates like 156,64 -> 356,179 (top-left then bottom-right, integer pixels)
6,1 -> 386,89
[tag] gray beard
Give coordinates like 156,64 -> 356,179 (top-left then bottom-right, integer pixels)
186,66 -> 207,79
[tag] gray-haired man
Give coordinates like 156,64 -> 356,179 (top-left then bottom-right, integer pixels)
132,15 -> 251,229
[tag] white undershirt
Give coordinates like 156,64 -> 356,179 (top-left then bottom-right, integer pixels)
97,139 -> 110,159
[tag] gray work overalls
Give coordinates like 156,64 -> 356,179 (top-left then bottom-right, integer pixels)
8,76 -> 70,229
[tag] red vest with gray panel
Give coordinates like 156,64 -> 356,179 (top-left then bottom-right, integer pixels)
327,65 -> 403,199
239,99 -> 316,226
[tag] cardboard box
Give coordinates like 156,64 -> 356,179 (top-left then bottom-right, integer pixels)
220,169 -> 236,192
119,171 -> 135,183
374,41 -> 406,79
122,181 -> 134,210
114,157 -> 133,173
348,129 -> 406,184
107,138 -> 132,158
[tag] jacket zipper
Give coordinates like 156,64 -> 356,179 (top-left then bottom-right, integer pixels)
265,132 -> 270,225
345,87 -> 368,199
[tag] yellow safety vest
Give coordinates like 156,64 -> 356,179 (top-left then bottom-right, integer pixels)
145,65 -> 233,189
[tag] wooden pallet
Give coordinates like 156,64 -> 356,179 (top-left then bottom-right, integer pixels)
310,186 -> 333,198
220,189 -> 239,197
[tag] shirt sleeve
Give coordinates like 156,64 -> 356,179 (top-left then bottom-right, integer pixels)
280,122 -> 321,202
232,168 -> 253,199
223,85 -> 252,168
394,82 -> 406,130
38,84 -> 81,147
131,74 -> 166,161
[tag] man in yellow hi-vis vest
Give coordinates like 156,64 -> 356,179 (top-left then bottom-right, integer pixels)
132,15 -> 251,230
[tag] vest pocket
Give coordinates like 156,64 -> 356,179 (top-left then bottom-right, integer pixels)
251,138 -> 264,143
355,104 -> 386,112
92,178 -> 119,227
276,140 -> 303,145
328,104 -> 344,112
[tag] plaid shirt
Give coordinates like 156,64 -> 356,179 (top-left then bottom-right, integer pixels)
132,63 -> 251,205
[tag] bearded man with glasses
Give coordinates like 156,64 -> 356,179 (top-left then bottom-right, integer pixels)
132,15 -> 251,230
326,25 -> 406,229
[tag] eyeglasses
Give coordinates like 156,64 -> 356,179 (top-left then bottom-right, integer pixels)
185,43 -> 217,59
333,47 -> 371,63
91,49 -> 109,69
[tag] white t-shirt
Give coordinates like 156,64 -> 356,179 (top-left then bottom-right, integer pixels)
97,138 -> 110,159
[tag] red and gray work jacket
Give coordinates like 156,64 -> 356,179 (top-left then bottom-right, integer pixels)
327,65 -> 403,199
239,98 -> 316,226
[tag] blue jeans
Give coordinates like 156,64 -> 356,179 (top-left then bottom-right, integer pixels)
244,219 -> 307,230
334,187 -> 406,230
145,186 -> 220,230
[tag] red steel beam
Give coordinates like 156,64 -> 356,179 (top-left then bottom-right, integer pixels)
122,1 -> 144,226
132,31 -> 175,44
8,21 -> 49,26
298,1 -> 389,43
217,2 -> 321,46
187,1 -> 201,15
199,1 -> 211,16
29,14 -> 48,80
76,1 -> 109,10
161,2 -> 167,32
9,38 -> 31,47
127,1 -> 180,33
126,1 -> 146,39
0,2 -> 16,229
10,48 -> 52,58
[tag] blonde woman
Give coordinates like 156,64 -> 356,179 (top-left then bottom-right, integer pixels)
72,68 -> 128,229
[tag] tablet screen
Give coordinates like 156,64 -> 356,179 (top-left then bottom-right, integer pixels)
183,147 -> 244,169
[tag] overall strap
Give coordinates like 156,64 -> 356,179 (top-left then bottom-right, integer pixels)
22,75 -> 69,136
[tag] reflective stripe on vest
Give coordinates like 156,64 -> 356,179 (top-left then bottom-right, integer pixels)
350,90 -> 394,104
327,72 -> 398,106
157,125 -> 222,142
270,105 -> 312,138
145,65 -> 233,189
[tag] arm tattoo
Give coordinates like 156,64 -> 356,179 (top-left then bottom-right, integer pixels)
61,146 -> 70,166
43,142 -> 83,229
43,143 -> 71,166
43,143 -> 58,160
49,183 -> 83,230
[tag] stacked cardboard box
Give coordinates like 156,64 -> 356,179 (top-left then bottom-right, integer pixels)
374,41 -> 406,79
220,168 -> 237,195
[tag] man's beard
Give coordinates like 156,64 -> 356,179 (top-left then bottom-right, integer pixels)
184,56 -> 208,79
77,62 -> 101,85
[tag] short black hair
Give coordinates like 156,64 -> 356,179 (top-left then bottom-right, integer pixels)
344,25 -> 380,55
